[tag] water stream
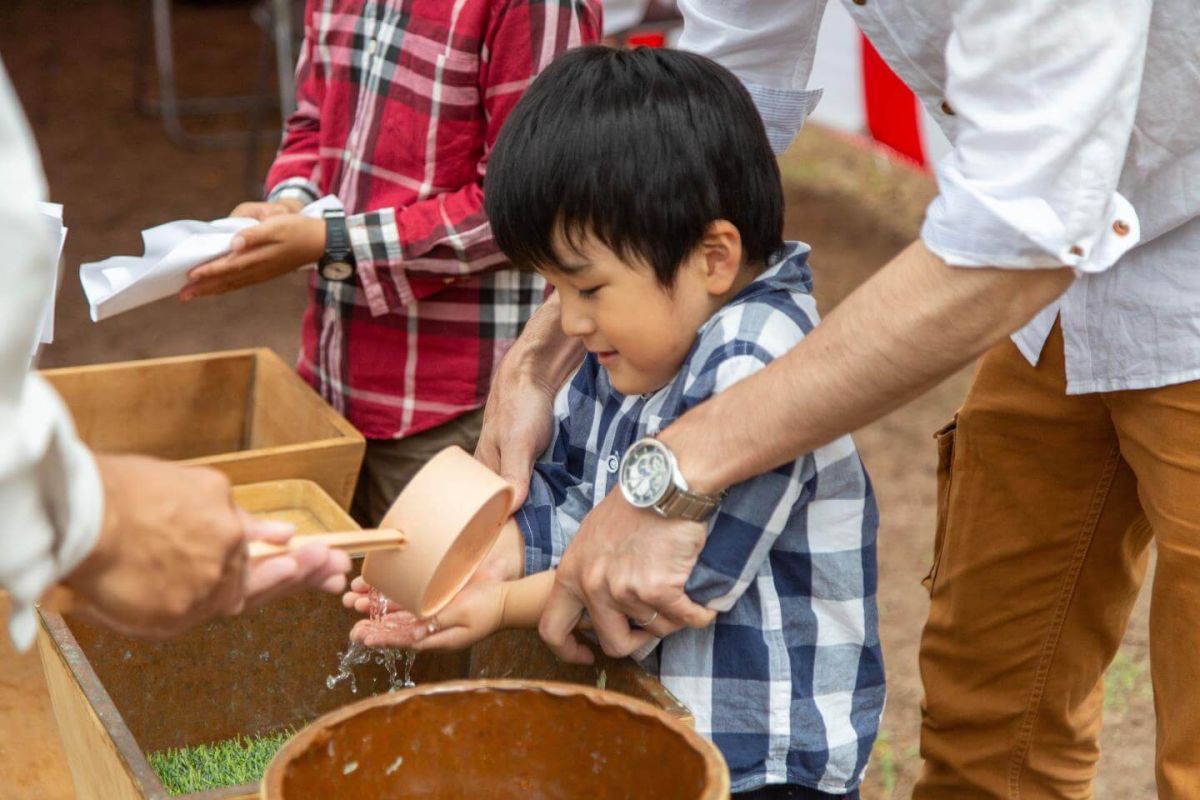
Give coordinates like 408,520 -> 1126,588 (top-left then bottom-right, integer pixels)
326,589 -> 419,693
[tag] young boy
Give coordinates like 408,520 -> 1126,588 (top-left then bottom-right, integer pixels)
348,46 -> 883,798
180,1 -> 600,525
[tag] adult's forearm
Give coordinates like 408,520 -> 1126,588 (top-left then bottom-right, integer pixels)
506,292 -> 585,393
661,240 -> 1074,494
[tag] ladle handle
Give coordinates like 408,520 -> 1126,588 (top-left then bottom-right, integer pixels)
247,528 -> 406,559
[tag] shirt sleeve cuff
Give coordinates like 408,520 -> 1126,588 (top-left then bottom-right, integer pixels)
267,177 -> 321,205
515,504 -> 554,577
346,209 -> 415,317
5,378 -> 104,651
744,83 -> 823,156
922,160 -> 1141,273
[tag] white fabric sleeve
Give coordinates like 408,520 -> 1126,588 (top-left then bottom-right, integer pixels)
0,58 -> 104,650
922,0 -> 1153,272
676,0 -> 827,154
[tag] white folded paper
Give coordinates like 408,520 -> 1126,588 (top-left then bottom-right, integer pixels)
80,195 -> 342,322
37,201 -> 67,345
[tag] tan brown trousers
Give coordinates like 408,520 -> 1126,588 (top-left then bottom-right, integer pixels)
915,322 -> 1200,799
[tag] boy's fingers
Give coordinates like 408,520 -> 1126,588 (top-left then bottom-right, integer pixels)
411,626 -> 474,652
362,622 -> 426,649
430,601 -> 467,630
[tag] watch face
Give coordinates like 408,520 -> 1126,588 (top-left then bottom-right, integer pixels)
320,260 -> 353,281
620,441 -> 672,508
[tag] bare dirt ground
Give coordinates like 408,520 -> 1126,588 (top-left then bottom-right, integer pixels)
0,2 -> 1156,797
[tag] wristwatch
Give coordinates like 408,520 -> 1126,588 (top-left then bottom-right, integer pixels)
318,209 -> 355,281
618,436 -> 724,522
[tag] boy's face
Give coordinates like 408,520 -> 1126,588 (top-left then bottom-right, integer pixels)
542,226 -> 746,396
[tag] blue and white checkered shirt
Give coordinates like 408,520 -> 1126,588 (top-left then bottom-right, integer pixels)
515,242 -> 884,794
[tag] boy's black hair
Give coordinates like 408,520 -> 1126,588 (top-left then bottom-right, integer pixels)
485,45 -> 784,286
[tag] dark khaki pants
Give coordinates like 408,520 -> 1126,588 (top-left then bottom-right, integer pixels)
350,408 -> 486,527
915,321 -> 1200,799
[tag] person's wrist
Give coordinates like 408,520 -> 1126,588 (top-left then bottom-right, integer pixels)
657,420 -> 725,497
302,216 -> 327,263
65,455 -> 123,586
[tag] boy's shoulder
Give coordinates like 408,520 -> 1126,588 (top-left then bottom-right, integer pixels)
685,241 -> 818,385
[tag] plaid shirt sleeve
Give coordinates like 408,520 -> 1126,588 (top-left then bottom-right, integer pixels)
678,295 -> 872,617
680,341 -> 807,611
265,0 -> 324,205
338,1 -> 594,316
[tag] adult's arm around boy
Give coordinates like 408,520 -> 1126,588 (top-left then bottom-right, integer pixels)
540,242 -> 1073,662
475,293 -> 586,509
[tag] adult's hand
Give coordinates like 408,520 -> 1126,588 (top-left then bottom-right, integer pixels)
538,488 -> 715,664
178,214 -> 325,300
64,454 -> 350,639
474,293 -> 584,510
240,510 -> 351,612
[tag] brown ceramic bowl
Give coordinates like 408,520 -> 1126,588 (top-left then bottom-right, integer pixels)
261,679 -> 730,799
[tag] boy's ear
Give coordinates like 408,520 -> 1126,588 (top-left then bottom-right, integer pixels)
700,220 -> 744,295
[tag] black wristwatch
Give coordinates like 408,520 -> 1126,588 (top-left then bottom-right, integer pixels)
318,209 -> 355,281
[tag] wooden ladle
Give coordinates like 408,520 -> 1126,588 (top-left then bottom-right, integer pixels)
246,528 -> 406,559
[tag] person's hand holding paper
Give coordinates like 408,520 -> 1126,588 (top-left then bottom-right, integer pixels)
79,196 -> 340,321
179,211 -> 325,300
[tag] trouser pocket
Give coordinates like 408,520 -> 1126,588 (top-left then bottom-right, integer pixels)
922,415 -> 957,593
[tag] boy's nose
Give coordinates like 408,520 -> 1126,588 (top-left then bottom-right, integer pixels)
559,301 -> 595,338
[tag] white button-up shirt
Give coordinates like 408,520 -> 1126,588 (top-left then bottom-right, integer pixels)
679,0 -> 1200,394
0,59 -> 102,649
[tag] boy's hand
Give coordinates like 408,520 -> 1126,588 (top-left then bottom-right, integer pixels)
229,198 -> 305,220
179,214 -> 325,300
349,608 -> 435,649
343,520 -> 524,650
410,579 -> 505,651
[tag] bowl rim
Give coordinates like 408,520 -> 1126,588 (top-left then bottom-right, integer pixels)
260,678 -> 731,799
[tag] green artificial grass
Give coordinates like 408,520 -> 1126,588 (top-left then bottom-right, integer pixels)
149,729 -> 295,796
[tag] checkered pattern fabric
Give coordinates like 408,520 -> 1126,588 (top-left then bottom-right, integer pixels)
516,243 -> 884,794
266,0 -> 601,439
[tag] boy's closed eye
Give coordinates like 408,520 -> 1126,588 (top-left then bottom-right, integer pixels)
577,284 -> 603,299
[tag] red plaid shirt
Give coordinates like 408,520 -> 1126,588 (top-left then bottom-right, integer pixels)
266,0 -> 601,439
